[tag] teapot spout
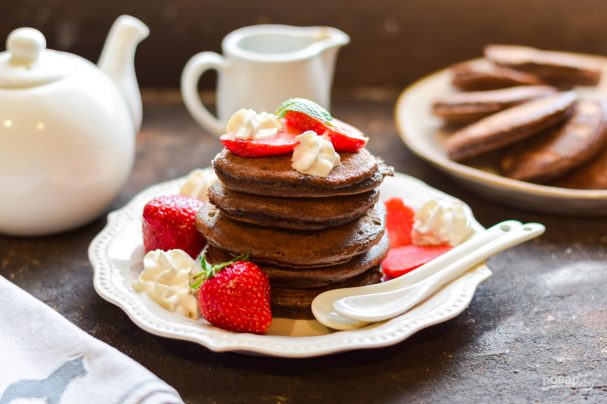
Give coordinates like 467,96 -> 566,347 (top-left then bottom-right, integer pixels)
98,15 -> 149,131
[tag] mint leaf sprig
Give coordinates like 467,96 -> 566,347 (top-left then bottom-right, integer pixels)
275,98 -> 333,127
190,252 -> 250,290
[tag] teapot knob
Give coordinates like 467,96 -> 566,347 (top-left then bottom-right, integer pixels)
7,28 -> 46,66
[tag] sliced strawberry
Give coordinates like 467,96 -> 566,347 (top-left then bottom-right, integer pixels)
283,110 -> 327,134
220,130 -> 298,157
324,118 -> 368,152
384,197 -> 415,248
283,110 -> 368,152
381,244 -> 452,279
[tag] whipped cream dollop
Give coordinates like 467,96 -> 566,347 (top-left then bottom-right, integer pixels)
291,131 -> 340,177
179,169 -> 218,202
133,249 -> 199,319
226,109 -> 283,140
411,199 -> 474,247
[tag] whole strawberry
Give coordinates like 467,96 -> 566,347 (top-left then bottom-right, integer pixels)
142,195 -> 206,258
191,253 -> 272,334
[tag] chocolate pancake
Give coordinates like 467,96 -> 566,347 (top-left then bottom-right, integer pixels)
196,202 -> 386,268
501,100 -> 607,182
205,232 -> 389,289
433,85 -> 557,125
213,148 -> 393,197
271,267 -> 383,319
484,45 -> 602,87
445,92 -> 576,161
451,62 -> 544,91
554,144 -> 607,189
208,181 -> 380,230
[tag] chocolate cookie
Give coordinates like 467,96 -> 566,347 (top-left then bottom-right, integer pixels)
271,268 -> 383,319
196,202 -> 386,268
451,62 -> 544,91
484,45 -> 602,87
501,100 -> 607,182
213,148 -> 393,197
205,233 -> 389,289
433,85 -> 557,125
554,144 -> 607,189
208,181 -> 380,230
445,92 -> 577,161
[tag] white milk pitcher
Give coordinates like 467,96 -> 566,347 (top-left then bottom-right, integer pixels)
181,25 -> 349,135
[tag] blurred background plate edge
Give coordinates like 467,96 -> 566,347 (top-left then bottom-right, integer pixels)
394,54 -> 607,216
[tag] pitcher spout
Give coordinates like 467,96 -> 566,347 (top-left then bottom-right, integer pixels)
314,27 -> 350,53
98,15 -> 149,131
313,27 -> 349,99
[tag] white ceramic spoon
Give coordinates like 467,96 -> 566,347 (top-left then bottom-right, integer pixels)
311,220 -> 523,330
333,222 -> 545,323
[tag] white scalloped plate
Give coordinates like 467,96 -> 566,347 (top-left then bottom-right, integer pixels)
89,169 -> 491,358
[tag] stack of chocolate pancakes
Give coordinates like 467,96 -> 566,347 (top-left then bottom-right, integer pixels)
196,148 -> 394,318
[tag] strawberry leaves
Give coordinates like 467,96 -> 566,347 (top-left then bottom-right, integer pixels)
190,252 -> 250,290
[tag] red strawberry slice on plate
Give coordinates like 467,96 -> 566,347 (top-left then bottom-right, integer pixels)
282,110 -> 325,136
381,244 -> 452,279
384,197 -> 416,248
276,98 -> 369,152
142,195 -> 206,258
283,111 -> 368,153
220,130 -> 298,157
326,118 -> 369,153
192,253 -> 272,334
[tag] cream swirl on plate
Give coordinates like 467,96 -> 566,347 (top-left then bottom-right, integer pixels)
133,249 -> 199,319
411,199 -> 474,246
179,169 -> 217,202
291,131 -> 340,177
226,109 -> 283,140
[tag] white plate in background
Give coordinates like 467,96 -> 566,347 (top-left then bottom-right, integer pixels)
395,55 -> 607,215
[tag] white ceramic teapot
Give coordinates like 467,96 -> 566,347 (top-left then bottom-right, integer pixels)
0,15 -> 149,236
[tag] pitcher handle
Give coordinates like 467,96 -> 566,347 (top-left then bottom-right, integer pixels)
181,52 -> 225,136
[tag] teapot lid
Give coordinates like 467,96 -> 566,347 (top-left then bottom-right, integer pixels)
0,28 -> 76,89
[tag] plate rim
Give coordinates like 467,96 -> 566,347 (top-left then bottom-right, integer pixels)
394,54 -> 607,202
89,171 -> 491,358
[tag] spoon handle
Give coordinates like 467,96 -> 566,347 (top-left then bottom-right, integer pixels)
323,220 -> 522,301
311,220 -> 523,330
383,220 -> 523,289
334,222 -> 545,322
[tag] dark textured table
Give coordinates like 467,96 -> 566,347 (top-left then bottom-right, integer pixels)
1,91 -> 606,403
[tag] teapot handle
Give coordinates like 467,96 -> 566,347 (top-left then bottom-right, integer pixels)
181,52 -> 225,136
